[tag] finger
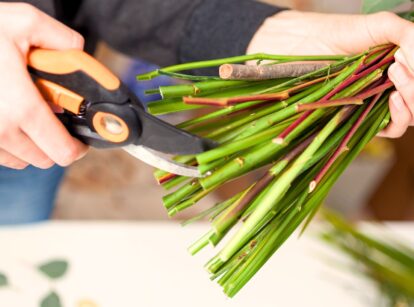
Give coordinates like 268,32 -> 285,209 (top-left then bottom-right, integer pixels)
388,62 -> 414,116
394,49 -> 414,79
0,128 -> 54,169
20,93 -> 89,167
0,3 -> 84,51
4,59 -> 89,166
28,7 -> 84,50
379,91 -> 411,138
0,148 -> 28,170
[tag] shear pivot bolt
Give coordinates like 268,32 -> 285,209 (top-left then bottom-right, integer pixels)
101,115 -> 124,135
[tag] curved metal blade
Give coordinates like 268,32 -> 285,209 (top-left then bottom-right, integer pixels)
132,105 -> 218,155
123,145 -> 202,178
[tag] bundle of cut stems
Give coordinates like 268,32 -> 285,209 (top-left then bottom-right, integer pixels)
138,44 -> 396,297
322,211 -> 414,307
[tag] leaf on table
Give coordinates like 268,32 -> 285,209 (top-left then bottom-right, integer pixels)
40,291 -> 62,307
38,259 -> 69,280
362,0 -> 412,13
0,273 -> 8,287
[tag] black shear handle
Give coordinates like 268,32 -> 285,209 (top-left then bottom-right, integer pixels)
27,48 -> 141,148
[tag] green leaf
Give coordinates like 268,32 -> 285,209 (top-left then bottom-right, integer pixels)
38,260 -> 68,280
40,291 -> 61,307
362,0 -> 411,13
0,273 -> 8,287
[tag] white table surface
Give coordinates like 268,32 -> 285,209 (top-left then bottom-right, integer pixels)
0,221 -> 412,307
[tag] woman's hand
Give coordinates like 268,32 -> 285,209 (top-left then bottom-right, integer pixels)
0,3 -> 87,169
247,10 -> 414,138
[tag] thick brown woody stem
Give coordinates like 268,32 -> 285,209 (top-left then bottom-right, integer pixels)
219,63 -> 328,80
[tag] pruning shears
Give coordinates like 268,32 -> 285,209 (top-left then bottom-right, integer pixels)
27,48 -> 217,177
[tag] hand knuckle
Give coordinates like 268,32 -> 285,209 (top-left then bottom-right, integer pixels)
16,3 -> 42,31
70,30 -> 84,48
75,32 -> 84,45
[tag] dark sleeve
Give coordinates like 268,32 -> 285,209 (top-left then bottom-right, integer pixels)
75,0 -> 285,66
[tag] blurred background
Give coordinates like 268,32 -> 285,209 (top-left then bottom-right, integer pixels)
53,0 -> 414,222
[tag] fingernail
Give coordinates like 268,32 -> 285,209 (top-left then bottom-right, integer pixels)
391,92 -> 404,112
395,50 -> 404,61
389,63 -> 410,87
399,49 -> 414,73
395,50 -> 414,75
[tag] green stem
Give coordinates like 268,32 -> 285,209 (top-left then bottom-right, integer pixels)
160,80 -> 276,99
137,53 -> 348,80
212,107 -> 351,265
197,118 -> 294,164
162,180 -> 201,209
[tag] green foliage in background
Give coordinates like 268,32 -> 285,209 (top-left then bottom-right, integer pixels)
323,211 -> 414,307
40,291 -> 62,307
38,260 -> 68,280
0,273 -> 8,287
362,0 -> 413,13
0,259 -> 68,307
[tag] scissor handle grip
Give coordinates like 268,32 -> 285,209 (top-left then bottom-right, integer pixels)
27,48 -> 129,107
28,48 -> 141,146
28,48 -> 120,90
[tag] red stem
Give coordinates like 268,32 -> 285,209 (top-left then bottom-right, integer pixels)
296,80 -> 393,112
182,72 -> 340,107
356,80 -> 393,100
273,111 -> 313,144
283,132 -> 318,162
278,50 -> 394,143
158,173 -> 178,185
309,93 -> 383,193
356,45 -> 394,74
296,98 -> 363,112
323,51 -> 394,101
287,72 -> 341,94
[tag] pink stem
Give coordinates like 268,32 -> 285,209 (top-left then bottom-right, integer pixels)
283,132 -> 318,161
356,80 -> 393,100
274,110 -> 313,143
309,93 -> 383,193
297,80 -> 393,112
280,51 -> 394,143
296,98 -> 363,112
323,54 -> 394,101
355,45 -> 394,74
158,173 -> 177,185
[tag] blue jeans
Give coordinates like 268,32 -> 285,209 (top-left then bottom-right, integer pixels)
0,165 -> 64,225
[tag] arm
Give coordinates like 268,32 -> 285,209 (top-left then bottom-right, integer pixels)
75,0 -> 284,66
87,2 -> 414,138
